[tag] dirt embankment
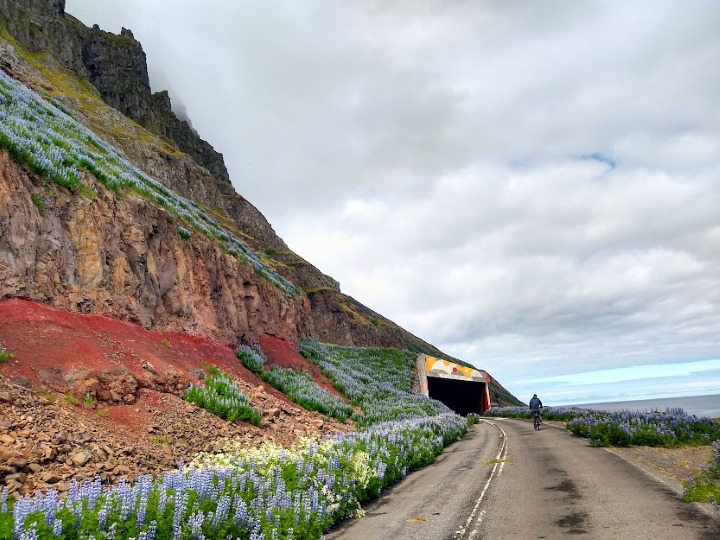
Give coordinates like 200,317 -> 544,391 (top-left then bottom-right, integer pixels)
0,298 -> 353,499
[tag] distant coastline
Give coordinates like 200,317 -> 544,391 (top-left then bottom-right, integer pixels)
562,393 -> 720,418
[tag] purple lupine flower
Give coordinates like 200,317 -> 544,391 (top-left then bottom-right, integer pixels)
187,510 -> 205,540
233,495 -> 248,528
52,518 -> 63,537
13,498 -> 34,540
17,523 -> 38,540
212,495 -> 231,530
173,492 -> 189,540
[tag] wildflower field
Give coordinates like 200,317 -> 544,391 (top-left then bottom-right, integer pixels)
2,339 -> 472,539
237,346 -> 352,422
299,340 -> 449,427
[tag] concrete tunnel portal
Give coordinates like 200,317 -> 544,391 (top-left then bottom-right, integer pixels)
417,355 -> 491,415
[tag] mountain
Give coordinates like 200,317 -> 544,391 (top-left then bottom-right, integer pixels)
0,1 -> 520,405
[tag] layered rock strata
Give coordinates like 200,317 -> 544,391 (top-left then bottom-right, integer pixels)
0,153 -> 310,344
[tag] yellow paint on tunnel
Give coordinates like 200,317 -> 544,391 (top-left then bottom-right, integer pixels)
425,356 -> 437,372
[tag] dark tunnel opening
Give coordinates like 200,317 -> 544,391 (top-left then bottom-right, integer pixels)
427,376 -> 487,415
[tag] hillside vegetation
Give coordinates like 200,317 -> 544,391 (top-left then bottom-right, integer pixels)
1,336 -> 469,540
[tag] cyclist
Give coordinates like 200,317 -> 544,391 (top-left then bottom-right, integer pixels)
529,394 -> 543,428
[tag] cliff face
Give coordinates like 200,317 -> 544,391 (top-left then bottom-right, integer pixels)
0,0 -> 230,184
0,1 -> 491,366
0,153 -> 310,345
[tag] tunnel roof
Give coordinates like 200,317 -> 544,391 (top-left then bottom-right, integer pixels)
424,356 -> 487,382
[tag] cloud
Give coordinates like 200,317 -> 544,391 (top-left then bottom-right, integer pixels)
66,0 -> 720,401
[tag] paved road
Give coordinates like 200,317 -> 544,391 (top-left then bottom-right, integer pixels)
327,419 -> 720,540
326,421 -> 503,540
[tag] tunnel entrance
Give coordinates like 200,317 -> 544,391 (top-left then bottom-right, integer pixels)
427,377 -> 488,415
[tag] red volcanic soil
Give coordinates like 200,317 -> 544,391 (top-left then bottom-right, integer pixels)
0,299 -> 345,408
0,298 -> 249,387
258,334 -> 344,399
0,299 -> 356,496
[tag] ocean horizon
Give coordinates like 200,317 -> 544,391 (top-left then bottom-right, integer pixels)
558,393 -> 720,418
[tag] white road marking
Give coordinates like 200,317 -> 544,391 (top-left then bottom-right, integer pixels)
454,421 -> 507,539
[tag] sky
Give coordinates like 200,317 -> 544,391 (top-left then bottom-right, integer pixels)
66,1 -> 720,406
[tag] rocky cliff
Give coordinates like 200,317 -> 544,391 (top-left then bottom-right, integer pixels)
0,152 -> 309,345
0,0 -> 230,184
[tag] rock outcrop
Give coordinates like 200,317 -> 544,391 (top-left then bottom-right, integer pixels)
0,153 -> 310,344
0,0 -> 230,184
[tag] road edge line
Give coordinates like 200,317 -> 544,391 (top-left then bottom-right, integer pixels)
454,420 -> 507,539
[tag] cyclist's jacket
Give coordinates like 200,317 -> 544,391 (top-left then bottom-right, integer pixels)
529,397 -> 542,411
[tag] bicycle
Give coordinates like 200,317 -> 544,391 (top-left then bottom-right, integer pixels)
533,410 -> 541,430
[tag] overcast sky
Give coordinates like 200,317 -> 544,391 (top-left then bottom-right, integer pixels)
66,1 -> 720,405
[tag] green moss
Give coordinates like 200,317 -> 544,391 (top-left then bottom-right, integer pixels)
302,286 -> 335,294
336,293 -> 389,328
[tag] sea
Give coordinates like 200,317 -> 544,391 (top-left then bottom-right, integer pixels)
564,393 -> 720,418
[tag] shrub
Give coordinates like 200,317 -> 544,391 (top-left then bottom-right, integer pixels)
566,409 -> 720,447
0,343 -> 12,363
236,345 -> 266,373
30,192 -> 49,216
237,344 -> 351,421
684,439 -> 720,508
262,366 -> 353,421
186,366 -> 261,426
177,226 -> 192,241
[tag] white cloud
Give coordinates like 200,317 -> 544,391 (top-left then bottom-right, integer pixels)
66,0 -> 720,401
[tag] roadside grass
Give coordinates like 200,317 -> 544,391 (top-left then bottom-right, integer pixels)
684,440 -> 720,509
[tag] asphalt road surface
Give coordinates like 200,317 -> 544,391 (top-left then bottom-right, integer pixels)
326,419 -> 720,540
